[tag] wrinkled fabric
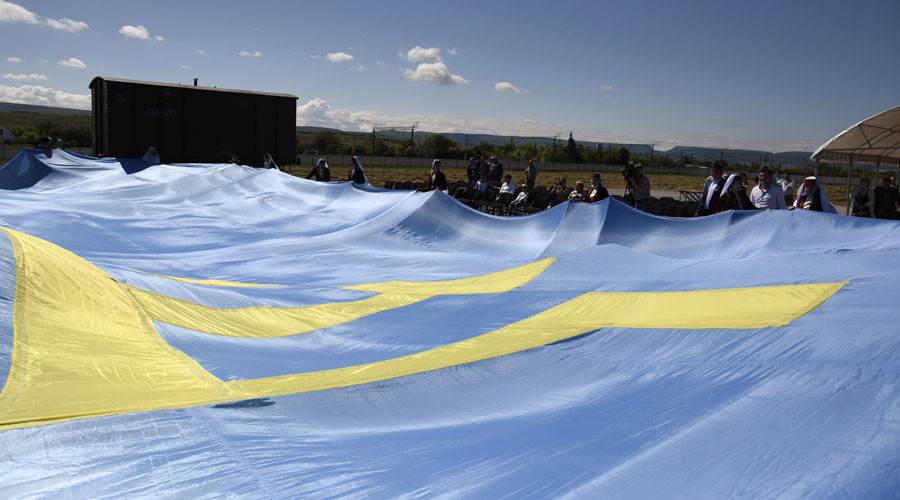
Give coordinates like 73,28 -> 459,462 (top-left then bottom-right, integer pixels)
0,150 -> 898,499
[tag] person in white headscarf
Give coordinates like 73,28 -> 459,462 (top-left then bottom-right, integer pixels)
424,159 -> 448,193
262,152 -> 280,171
348,156 -> 369,185
714,173 -> 755,212
306,158 -> 331,181
792,176 -> 837,214
142,146 -> 160,163
587,172 -> 609,202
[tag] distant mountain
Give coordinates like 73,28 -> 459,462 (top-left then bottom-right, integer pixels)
0,102 -> 91,115
661,146 -> 813,167
0,104 -> 812,166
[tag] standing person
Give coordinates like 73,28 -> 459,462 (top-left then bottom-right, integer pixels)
306,158 -> 331,181
262,152 -> 280,170
142,146 -> 161,163
631,163 -> 651,212
714,174 -> 755,212
424,159 -> 448,193
874,177 -> 900,219
779,172 -> 795,206
466,157 -> 479,183
750,166 -> 786,210
850,178 -> 874,217
49,130 -> 64,149
477,156 -> 490,180
792,176 -> 837,214
695,164 -> 726,216
348,156 -> 369,185
524,160 -> 538,190
488,156 -> 504,188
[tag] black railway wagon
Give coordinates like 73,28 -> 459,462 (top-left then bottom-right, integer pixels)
90,76 -> 298,165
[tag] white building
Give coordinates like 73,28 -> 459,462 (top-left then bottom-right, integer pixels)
0,123 -> 12,145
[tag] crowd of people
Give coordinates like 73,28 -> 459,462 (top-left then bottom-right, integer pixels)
693,164 -> 900,219
124,148 -> 900,220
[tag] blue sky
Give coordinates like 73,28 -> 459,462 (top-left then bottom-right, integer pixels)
1,0 -> 897,152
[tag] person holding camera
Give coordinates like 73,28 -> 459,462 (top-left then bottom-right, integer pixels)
630,163 -> 651,211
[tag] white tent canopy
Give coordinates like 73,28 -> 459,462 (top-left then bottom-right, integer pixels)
811,105 -> 900,167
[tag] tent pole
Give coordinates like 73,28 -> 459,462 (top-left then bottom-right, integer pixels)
846,155 -> 853,216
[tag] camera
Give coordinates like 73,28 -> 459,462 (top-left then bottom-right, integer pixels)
621,164 -> 636,181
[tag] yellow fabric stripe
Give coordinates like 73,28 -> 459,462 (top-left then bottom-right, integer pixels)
0,226 -> 845,430
125,258 -> 555,338
235,282 -> 846,396
0,228 -> 242,429
127,268 -> 284,287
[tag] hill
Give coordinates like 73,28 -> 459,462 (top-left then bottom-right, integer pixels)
0,102 -> 91,116
0,102 -> 813,166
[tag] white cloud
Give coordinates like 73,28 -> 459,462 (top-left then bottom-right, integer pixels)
294,97 -> 827,152
494,82 -> 529,94
0,2 -> 89,35
45,17 -> 89,32
0,83 -> 90,109
180,65 -> 190,70
7,56 -> 23,63
398,46 -> 466,85
155,35 -> 164,41
0,0 -> 39,24
3,73 -> 48,81
403,62 -> 467,85
447,48 -> 458,56
598,85 -> 614,91
352,64 -> 365,72
239,50 -> 263,57
296,98 -> 561,137
401,45 -> 442,63
58,57 -> 86,69
325,52 -> 354,62
119,24 -> 149,39
195,49 -> 206,56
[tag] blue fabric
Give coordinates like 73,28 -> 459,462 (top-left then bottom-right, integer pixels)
0,150 -> 899,498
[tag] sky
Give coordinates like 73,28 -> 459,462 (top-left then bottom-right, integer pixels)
0,0 -> 897,153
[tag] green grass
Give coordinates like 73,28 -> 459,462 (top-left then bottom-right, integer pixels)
0,111 -> 91,130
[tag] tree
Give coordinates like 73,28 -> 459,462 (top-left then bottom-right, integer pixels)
421,134 -> 457,159
517,141 -> 537,160
564,132 -> 583,162
313,131 -> 338,153
499,141 -> 516,156
616,147 -> 630,165
472,142 -> 496,159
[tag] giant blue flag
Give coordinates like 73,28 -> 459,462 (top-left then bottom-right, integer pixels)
0,149 -> 898,498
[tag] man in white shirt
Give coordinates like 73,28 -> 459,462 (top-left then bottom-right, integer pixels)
779,172 -> 795,205
695,164 -> 725,216
750,166 -> 786,210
